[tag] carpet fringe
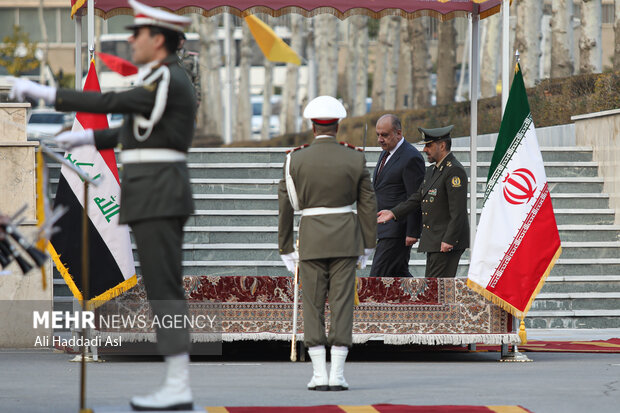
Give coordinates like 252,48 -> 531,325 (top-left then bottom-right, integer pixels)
97,332 -> 519,345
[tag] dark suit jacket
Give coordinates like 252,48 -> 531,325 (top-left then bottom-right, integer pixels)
373,140 -> 425,240
391,152 -> 470,252
55,54 -> 196,224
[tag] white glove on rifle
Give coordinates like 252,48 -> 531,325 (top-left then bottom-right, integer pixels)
54,129 -> 95,150
280,251 -> 299,273
357,248 -> 374,270
8,77 -> 57,105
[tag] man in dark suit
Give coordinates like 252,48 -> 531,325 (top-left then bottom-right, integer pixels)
377,125 -> 470,278
10,1 -> 196,410
370,114 -> 425,277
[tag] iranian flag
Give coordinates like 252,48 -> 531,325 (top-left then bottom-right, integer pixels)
467,64 -> 562,321
49,60 -> 136,304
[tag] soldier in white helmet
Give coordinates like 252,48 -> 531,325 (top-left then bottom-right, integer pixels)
278,95 -> 377,391
10,1 -> 196,410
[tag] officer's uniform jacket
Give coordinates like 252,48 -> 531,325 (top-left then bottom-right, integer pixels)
55,54 -> 197,224
278,137 -> 377,260
391,152 -> 469,252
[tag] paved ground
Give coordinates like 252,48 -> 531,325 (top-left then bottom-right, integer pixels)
2,330 -> 620,413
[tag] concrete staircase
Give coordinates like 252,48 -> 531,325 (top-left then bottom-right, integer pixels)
50,144 -> 620,330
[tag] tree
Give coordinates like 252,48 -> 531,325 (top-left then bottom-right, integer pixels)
436,19 -> 458,104
315,15 -> 338,97
615,0 -> 620,71
0,26 -> 39,76
397,17 -> 413,110
352,16 -> 369,116
370,18 -> 389,111
411,18 -> 431,109
235,23 -> 252,142
514,0 -> 543,87
281,14 -> 303,134
580,0 -> 602,74
550,0 -> 574,78
194,15 -> 222,137
480,14 -> 500,98
384,16 -> 401,110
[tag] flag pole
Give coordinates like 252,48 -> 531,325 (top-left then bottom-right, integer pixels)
469,5 -> 480,251
501,0 -> 510,115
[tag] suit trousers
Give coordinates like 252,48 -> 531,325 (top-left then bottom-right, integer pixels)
369,237 -> 413,277
299,257 -> 357,348
425,249 -> 464,278
131,217 -> 190,356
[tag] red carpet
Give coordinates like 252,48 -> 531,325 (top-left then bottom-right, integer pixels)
472,338 -> 620,353
205,405 -> 533,413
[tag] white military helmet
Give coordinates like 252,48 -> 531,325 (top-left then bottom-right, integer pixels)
126,0 -> 192,33
303,95 -> 347,125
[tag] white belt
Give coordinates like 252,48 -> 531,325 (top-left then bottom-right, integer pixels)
301,205 -> 354,216
120,149 -> 187,164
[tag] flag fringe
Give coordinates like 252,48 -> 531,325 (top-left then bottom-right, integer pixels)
48,243 -> 137,308
520,245 -> 562,316
467,245 -> 562,324
36,147 -> 47,291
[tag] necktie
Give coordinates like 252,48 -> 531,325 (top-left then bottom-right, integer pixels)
377,152 -> 389,176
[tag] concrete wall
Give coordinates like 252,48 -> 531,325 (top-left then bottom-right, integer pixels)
573,109 -> 620,225
0,103 -> 53,347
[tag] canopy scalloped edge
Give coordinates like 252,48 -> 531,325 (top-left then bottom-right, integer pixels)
82,5 -> 504,22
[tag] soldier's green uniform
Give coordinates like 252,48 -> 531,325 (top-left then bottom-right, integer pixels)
391,128 -> 469,278
55,53 -> 197,355
278,137 -> 376,348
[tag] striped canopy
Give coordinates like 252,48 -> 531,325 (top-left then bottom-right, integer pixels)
71,0 -> 507,20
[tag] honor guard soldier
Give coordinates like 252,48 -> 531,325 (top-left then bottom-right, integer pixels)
10,0 -> 196,410
278,96 -> 377,391
377,125 -> 470,278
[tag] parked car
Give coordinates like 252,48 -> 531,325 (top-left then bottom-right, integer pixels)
251,95 -> 281,140
107,113 -> 124,128
27,109 -> 73,141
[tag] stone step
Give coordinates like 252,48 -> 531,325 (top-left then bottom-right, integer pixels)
42,146 -> 592,166
532,292 -> 620,311
524,310 -> 620,329
179,161 -> 598,179
181,224 -> 620,243
541,276 -> 620,293
187,193 -> 610,210
48,176 -> 607,197
122,241 -> 620,262
180,146 -> 595,163
127,258 -> 620,277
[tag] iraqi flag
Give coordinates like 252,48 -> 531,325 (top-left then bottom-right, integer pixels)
49,60 -> 136,304
467,64 -> 562,324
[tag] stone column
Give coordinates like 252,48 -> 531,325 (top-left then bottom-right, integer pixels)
573,109 -> 620,225
0,103 -> 53,347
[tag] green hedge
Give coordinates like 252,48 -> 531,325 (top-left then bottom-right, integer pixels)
221,71 -> 620,148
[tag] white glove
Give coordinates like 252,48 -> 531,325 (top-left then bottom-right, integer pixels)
8,77 -> 57,105
280,251 -> 299,273
54,129 -> 95,150
357,248 -> 374,270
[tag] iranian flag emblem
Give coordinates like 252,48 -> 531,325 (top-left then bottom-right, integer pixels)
467,64 -> 562,324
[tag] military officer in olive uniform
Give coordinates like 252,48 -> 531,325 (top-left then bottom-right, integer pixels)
377,125 -> 469,277
10,1 -> 196,410
278,96 -> 376,391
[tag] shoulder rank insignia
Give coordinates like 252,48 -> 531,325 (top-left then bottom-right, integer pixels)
446,161 -> 452,167
286,144 -> 309,154
142,83 -> 157,92
451,176 -> 461,188
339,141 -> 363,152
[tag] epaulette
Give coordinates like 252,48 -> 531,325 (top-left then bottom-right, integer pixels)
286,144 -> 309,154
339,141 -> 363,152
